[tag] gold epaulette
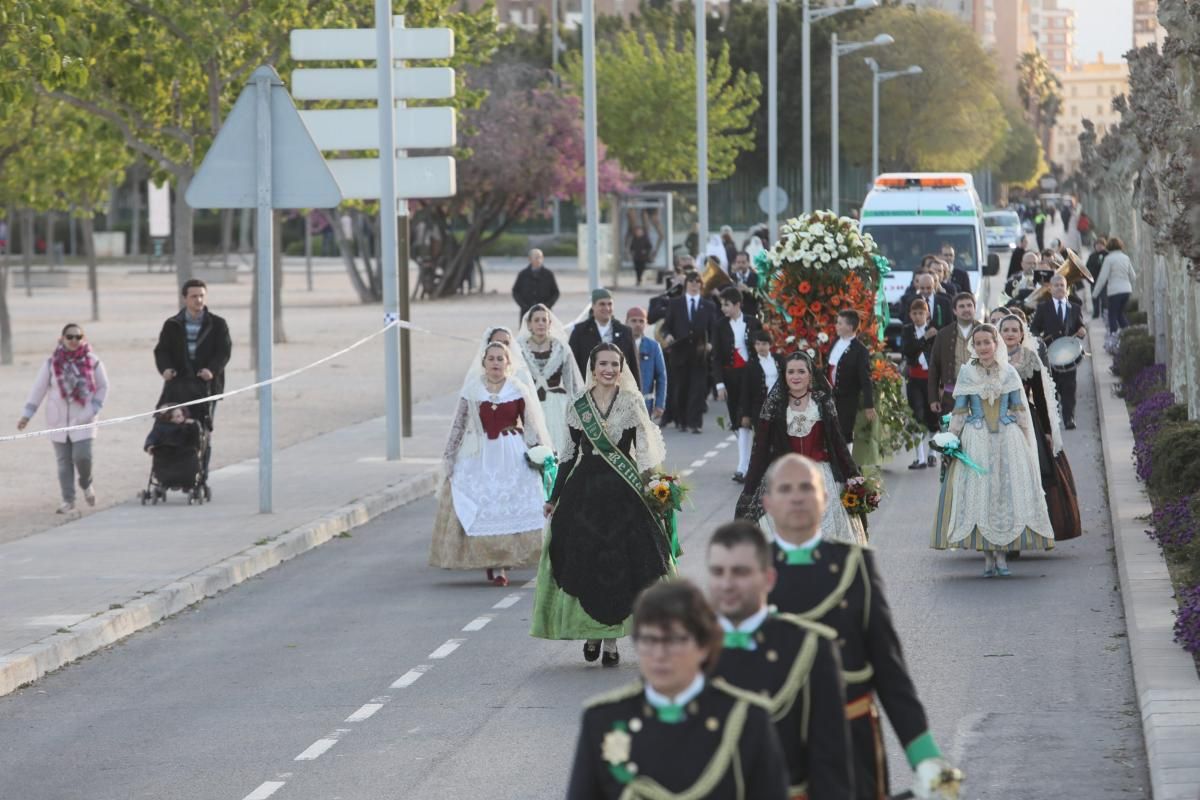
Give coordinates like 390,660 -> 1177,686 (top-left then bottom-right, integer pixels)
583,680 -> 644,709
773,613 -> 837,641
711,676 -> 773,711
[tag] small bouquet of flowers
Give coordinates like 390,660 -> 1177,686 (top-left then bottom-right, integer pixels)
930,432 -> 987,476
840,474 -> 883,515
644,472 -> 690,559
644,472 -> 689,515
525,444 -> 558,500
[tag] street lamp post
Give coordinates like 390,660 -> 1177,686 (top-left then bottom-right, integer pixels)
830,32 -> 892,215
582,0 -> 600,291
696,0 -> 709,245
800,0 -> 877,215
865,58 -> 922,181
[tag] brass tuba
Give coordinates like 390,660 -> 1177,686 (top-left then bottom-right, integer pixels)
700,256 -> 733,296
1024,249 -> 1094,310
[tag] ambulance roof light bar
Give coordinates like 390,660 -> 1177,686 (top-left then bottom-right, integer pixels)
874,175 -> 969,190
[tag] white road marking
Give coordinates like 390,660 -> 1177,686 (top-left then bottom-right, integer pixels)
345,703 -> 384,723
727,434 -> 736,441
689,459 -> 706,468
715,442 -> 730,449
462,615 -> 493,632
390,665 -> 432,688
522,579 -> 537,589
295,736 -> 341,761
243,782 -> 286,800
681,469 -> 695,477
428,639 -> 465,659
492,593 -> 523,609
704,450 -> 719,458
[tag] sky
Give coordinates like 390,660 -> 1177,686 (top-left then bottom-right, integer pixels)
1062,0 -> 1135,64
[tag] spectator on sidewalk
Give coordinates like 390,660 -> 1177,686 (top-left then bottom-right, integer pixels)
511,248 -> 560,324
1086,236 -> 1108,319
155,279 -> 231,473
1092,236 -> 1136,340
629,226 -> 653,287
17,323 -> 110,514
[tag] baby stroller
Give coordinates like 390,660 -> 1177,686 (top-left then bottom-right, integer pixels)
140,406 -> 211,505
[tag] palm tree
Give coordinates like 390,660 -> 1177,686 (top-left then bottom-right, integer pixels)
1017,51 -> 1064,158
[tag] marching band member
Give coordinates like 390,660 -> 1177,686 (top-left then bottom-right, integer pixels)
708,520 -> 853,799
713,287 -> 761,482
566,580 -> 790,800
761,454 -> 958,800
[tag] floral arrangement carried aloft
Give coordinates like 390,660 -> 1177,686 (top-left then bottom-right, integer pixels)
643,471 -> 690,559
840,474 -> 883,515
752,210 -> 921,459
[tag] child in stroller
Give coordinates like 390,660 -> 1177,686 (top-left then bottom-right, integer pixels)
140,404 -> 211,505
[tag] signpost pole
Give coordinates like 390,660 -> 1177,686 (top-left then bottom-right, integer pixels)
582,0 -> 600,292
254,71 -> 274,514
375,0 -> 403,458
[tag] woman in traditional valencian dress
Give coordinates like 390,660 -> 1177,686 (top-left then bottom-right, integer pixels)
932,323 -> 1055,576
532,343 -> 674,667
484,325 -> 534,387
736,351 -> 868,546
1000,314 -> 1082,541
429,339 -> 550,587
566,580 -> 789,800
518,303 -> 583,456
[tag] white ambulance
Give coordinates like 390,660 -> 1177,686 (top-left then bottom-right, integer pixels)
859,173 -> 1001,316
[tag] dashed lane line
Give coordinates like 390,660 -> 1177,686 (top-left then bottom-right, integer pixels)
294,730 -> 348,761
462,615 -> 494,632
492,593 -> 523,609
681,469 -> 694,477
689,459 -> 706,468
344,703 -> 385,723
390,665 -> 432,689
243,781 -> 286,800
428,639 -> 465,659
704,450 -> 719,458
715,442 -> 730,449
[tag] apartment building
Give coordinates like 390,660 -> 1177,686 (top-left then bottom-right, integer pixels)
1028,0 -> 1075,73
1050,54 -> 1128,174
1134,0 -> 1167,51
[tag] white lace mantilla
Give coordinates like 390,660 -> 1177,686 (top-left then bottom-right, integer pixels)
786,401 -> 821,437
520,338 -> 581,397
952,361 -> 1023,403
562,389 -> 663,473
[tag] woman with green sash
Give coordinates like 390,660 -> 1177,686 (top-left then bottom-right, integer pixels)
532,343 -> 674,667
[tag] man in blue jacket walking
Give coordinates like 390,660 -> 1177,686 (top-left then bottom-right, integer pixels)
626,306 -> 667,419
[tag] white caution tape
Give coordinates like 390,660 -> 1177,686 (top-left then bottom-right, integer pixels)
1,319 -> 478,444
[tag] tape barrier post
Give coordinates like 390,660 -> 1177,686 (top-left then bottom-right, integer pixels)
254,71 -> 276,514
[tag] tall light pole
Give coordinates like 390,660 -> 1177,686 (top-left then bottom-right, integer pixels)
767,0 -> 778,243
582,0 -> 600,291
831,32 -> 892,215
696,0 -> 709,244
866,58 -> 922,181
800,0 -> 877,214
551,0 -> 561,236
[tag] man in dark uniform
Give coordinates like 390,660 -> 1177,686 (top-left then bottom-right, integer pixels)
662,271 -> 717,433
712,287 -> 761,481
729,251 -> 759,319
707,520 -> 853,799
761,454 -> 960,800
568,288 -> 640,389
1029,273 -> 1086,429
511,248 -> 560,324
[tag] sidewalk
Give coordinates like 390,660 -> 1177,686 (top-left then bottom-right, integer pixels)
0,395 -> 452,698
1090,318 -> 1200,799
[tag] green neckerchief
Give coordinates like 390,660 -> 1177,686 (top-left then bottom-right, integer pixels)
723,630 -> 755,650
780,536 -> 820,566
573,392 -> 669,545
655,704 -> 686,724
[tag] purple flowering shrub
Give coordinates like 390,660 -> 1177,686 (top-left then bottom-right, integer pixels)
1176,584 -> 1200,655
1125,364 -> 1167,405
1131,392 -> 1182,482
1146,496 -> 1196,550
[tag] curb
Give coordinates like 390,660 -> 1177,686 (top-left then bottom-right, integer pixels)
0,470 -> 440,699
1089,321 -> 1200,799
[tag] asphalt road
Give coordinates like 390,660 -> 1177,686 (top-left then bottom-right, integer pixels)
0,361 -> 1147,799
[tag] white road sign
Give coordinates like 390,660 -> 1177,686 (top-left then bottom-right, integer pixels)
327,157 -> 456,200
290,24 -> 453,61
186,69 -> 341,210
291,67 -> 455,101
298,107 -> 456,150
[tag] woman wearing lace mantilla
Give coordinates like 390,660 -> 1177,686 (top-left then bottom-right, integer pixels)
517,303 -> 583,456
429,336 -> 550,587
932,323 -> 1054,576
1000,314 -> 1082,541
531,343 -> 674,668
735,351 -> 867,546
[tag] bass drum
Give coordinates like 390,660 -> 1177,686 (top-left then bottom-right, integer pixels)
1046,336 -> 1085,372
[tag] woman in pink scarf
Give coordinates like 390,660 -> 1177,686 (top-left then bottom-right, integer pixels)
17,323 -> 110,514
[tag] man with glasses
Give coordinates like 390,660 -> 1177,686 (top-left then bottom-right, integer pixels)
761,454 -> 958,800
939,244 -> 971,296
708,520 -> 853,798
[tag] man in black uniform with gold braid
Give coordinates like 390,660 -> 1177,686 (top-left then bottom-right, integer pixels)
707,520 -> 853,799
760,453 -> 962,800
566,580 -> 789,799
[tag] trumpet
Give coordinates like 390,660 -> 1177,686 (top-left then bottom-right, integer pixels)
1024,249 -> 1093,310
